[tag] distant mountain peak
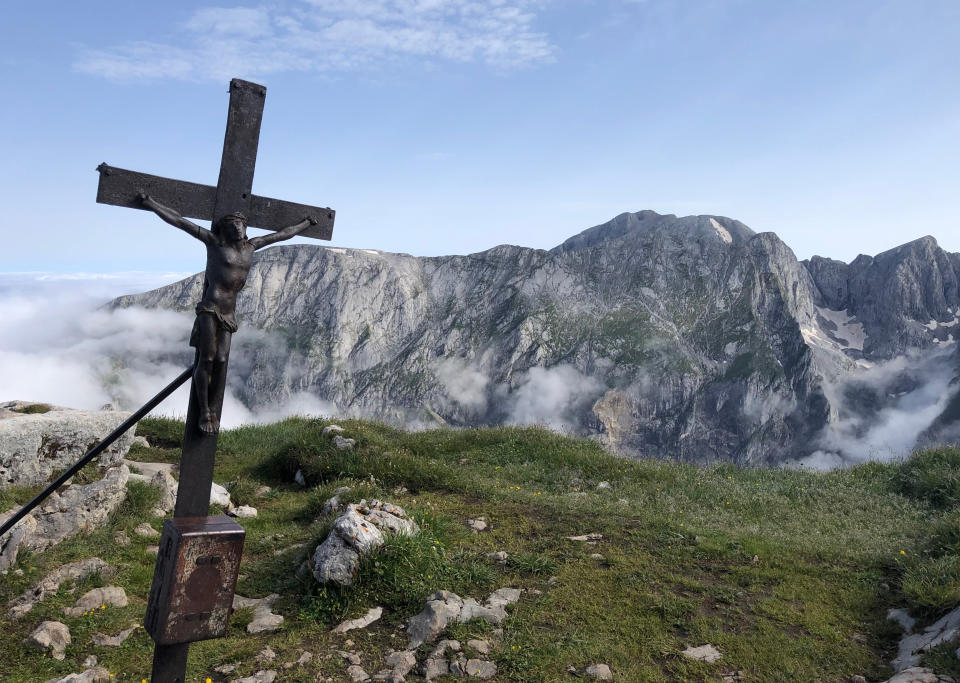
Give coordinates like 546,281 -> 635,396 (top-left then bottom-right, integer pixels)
551,210 -> 755,253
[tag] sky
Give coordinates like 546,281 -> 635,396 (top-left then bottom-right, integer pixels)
1,0 -> 959,277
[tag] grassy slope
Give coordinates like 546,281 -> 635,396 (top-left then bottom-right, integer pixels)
0,418 -> 958,682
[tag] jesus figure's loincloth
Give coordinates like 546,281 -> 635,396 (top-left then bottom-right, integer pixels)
189,304 -> 239,347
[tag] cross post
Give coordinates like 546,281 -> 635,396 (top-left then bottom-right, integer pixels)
95,78 -> 335,682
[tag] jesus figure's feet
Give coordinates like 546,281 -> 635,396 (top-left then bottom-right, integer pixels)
199,411 -> 220,435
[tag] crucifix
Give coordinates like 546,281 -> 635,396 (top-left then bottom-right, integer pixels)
96,78 -> 335,682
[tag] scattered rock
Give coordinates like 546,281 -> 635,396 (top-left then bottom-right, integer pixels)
215,664 -> 238,674
408,591 -> 465,647
566,533 -> 603,541
486,551 -> 508,563
347,664 -> 371,682
467,518 -> 488,533
892,604 -> 960,671
850,676 -> 868,683
255,485 -> 271,496
133,522 -> 160,538
233,594 -> 284,634
90,624 -> 139,647
385,650 -> 417,679
590,553 -> 605,560
26,620 -> 71,660
283,651 -> 313,669
333,606 -> 383,633
43,668 -> 111,683
295,469 -> 306,486
82,655 -> 98,667
465,659 -> 497,679
721,671 -> 746,683
322,425 -> 345,437
681,644 -> 722,663
585,663 -> 613,680
9,557 -> 112,619
596,481 -> 611,490
230,671 -> 278,683
467,639 -> 491,655
149,469 -> 178,515
339,651 -> 362,666
210,482 -> 231,507
113,531 -> 130,547
333,435 -> 357,451
430,640 -> 462,658
257,646 -> 277,662
881,668 -> 957,683
230,505 -> 258,518
312,500 -> 419,586
132,435 -> 150,448
407,588 -> 520,648
145,545 -> 159,555
63,586 -> 127,617
422,657 -> 449,681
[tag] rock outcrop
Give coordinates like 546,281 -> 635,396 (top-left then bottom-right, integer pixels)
0,465 -> 129,571
0,405 -> 135,488
311,500 -> 418,586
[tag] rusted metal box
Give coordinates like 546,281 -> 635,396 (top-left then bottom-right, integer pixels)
145,515 -> 245,645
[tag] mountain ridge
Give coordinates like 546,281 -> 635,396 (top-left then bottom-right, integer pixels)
110,210 -> 960,466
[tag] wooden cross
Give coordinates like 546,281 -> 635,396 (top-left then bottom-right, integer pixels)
95,78 -> 335,683
97,79 -> 334,240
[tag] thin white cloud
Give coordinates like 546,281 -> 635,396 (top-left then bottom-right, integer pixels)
74,1 -> 555,82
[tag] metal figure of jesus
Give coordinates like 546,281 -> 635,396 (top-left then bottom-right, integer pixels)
138,194 -> 318,434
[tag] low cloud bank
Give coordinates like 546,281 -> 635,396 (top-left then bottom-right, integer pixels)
0,274 -> 337,428
795,348 -> 960,470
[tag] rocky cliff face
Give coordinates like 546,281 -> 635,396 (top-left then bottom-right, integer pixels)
110,210 -> 960,466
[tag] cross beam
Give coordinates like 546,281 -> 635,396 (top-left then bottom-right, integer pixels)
96,79 -> 334,239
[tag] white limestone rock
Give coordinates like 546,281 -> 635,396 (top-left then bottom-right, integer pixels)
333,435 -> 357,451
0,465 -> 129,571
585,663 -> 613,680
9,557 -> 112,619
0,408 -> 135,488
210,481 -> 231,507
63,586 -> 128,617
312,500 -> 419,586
133,522 -> 160,538
90,624 -> 139,647
892,604 -> 960,672
333,606 -> 383,633
44,668 -> 111,683
682,644 -> 722,663
27,620 -> 71,660
233,593 -> 284,634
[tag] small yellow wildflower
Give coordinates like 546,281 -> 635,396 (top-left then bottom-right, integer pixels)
900,550 -> 906,555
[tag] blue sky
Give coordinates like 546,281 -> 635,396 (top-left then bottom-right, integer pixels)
2,0 -> 958,275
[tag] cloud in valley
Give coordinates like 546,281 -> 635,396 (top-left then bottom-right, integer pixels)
0,274 -> 337,429
795,348 -> 960,470
504,363 -> 603,432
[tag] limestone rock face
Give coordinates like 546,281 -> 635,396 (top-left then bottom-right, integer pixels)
112,210 -> 960,465
0,407 -> 135,488
0,465 -> 129,571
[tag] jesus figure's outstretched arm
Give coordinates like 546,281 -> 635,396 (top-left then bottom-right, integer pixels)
137,193 -> 215,244
249,215 -> 319,250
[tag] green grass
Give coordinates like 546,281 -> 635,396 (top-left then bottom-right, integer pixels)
8,403 -> 52,414
1,417 -> 958,681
